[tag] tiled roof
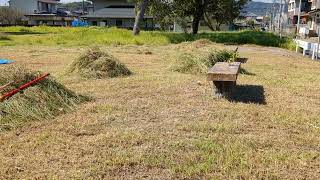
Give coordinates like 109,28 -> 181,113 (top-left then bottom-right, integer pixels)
37,0 -> 59,4
83,8 -> 152,18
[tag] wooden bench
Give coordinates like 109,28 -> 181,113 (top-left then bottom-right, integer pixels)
207,62 -> 241,97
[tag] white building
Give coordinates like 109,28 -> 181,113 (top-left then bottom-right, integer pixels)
83,0 -> 155,29
9,0 -> 59,14
308,0 -> 320,32
9,0 -> 76,26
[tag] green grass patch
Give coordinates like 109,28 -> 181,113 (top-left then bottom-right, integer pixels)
196,31 -> 294,48
0,26 -> 294,49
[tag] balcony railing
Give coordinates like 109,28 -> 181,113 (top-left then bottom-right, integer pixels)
311,1 -> 320,10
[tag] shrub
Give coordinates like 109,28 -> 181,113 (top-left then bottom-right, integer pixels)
171,49 -> 238,74
207,49 -> 238,66
0,7 -> 23,25
0,66 -> 87,131
69,47 -> 132,78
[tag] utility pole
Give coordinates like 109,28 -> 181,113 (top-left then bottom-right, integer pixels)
297,0 -> 302,35
272,0 -> 278,32
279,0 -> 283,38
269,10 -> 273,32
296,0 -> 302,52
82,0 -> 85,14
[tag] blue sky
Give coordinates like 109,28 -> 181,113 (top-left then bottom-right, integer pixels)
0,0 -> 274,6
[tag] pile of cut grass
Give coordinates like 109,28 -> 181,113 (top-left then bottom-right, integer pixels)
0,66 -> 87,131
190,39 -> 212,48
69,47 -> 132,79
171,49 -> 238,74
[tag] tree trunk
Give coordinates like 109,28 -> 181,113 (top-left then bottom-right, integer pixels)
216,23 -> 221,31
133,0 -> 148,36
192,17 -> 200,34
192,0 -> 206,34
204,12 -> 215,31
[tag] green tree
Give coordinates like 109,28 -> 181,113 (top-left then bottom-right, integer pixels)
171,0 -> 210,34
133,0 -> 249,34
205,0 -> 250,31
150,0 -> 249,34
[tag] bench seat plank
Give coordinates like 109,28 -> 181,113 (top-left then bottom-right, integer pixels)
207,62 -> 241,82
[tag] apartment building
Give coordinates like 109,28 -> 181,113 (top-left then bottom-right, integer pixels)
287,0 -> 310,25
9,0 -> 59,14
309,0 -> 320,32
286,0 -> 320,34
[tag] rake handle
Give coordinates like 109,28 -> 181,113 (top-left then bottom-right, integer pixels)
0,73 -> 50,101
0,82 -> 13,91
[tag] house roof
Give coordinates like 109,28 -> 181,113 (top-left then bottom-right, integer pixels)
83,8 -> 153,19
38,0 -> 59,4
243,12 -> 258,17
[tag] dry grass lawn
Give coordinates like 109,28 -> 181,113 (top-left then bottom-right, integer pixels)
0,43 -> 319,179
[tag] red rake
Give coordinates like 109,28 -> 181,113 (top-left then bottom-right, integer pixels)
0,73 -> 50,102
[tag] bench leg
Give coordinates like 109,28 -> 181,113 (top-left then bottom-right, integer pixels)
213,81 -> 236,97
312,47 -> 315,60
303,49 -> 307,56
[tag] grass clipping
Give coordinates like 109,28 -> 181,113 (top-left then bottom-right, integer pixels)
0,66 -> 86,131
171,49 -> 239,74
69,48 -> 132,78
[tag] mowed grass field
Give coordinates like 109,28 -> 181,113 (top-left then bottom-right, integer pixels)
0,27 -> 319,179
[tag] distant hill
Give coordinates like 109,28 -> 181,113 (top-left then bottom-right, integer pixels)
243,1 -> 275,16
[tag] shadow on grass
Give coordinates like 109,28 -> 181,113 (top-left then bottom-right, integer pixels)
0,36 -> 11,41
3,32 -> 47,36
228,85 -> 266,104
163,31 -> 291,48
240,68 -> 256,76
236,58 -> 248,63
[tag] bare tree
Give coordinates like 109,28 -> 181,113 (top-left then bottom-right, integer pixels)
133,0 -> 149,35
0,7 -> 23,25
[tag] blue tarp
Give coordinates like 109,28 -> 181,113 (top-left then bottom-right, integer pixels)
0,59 -> 14,64
72,19 -> 89,27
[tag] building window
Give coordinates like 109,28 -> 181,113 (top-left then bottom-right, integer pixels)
116,20 -> 123,27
